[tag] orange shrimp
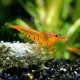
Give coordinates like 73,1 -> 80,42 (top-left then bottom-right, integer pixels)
6,23 -> 67,54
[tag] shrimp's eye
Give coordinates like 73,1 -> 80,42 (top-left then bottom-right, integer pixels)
55,34 -> 61,37
55,35 -> 59,37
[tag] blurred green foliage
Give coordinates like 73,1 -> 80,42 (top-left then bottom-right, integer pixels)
0,0 -> 80,59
